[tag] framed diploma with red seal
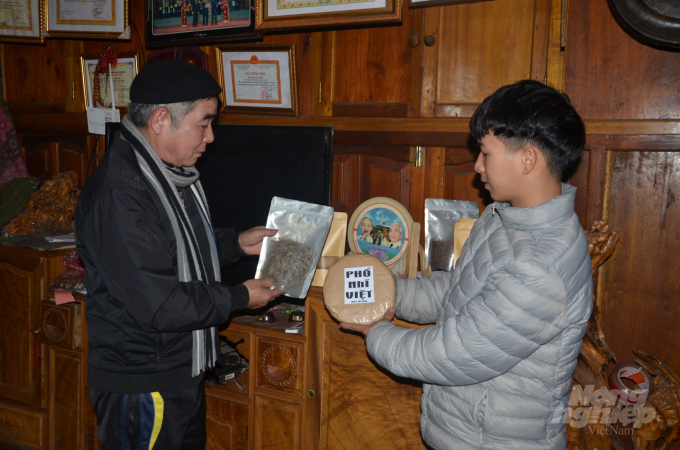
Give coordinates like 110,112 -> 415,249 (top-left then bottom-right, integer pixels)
348,197 -> 413,272
215,43 -> 298,116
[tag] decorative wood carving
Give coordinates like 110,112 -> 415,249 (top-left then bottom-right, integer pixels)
607,0 -> 680,49
255,338 -> 303,396
0,401 -> 44,448
41,301 -> 80,349
567,221 -> 621,450
568,222 -> 680,450
261,346 -> 298,387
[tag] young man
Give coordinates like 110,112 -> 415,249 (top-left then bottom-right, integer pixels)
341,80 -> 592,450
76,60 -> 284,449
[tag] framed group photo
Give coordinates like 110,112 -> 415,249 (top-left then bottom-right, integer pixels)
80,51 -> 139,109
145,0 -> 261,47
255,0 -> 401,31
215,43 -> 298,116
45,0 -> 128,38
0,0 -> 45,43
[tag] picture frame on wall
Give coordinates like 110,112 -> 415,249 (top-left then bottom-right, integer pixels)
45,0 -> 128,38
145,0 -> 262,48
408,0 -> 491,8
0,0 -> 45,44
255,0 -> 401,31
215,43 -> 298,116
80,51 -> 139,109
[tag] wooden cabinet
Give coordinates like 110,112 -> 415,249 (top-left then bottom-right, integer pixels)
305,295 -> 426,450
0,245 -> 71,449
419,0 -> 553,118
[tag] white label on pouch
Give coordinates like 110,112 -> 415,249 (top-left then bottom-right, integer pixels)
344,266 -> 375,304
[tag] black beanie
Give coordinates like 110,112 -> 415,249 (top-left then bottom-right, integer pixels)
130,59 -> 222,104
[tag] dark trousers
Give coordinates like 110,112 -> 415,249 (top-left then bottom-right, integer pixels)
211,13 -> 217,24
89,383 -> 206,450
192,12 -> 199,26
202,10 -> 209,25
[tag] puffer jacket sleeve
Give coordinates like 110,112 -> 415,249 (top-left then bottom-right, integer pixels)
366,258 -> 568,386
76,186 -> 249,334
393,273 -> 452,324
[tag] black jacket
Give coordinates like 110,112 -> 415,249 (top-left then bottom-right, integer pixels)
75,131 -> 249,394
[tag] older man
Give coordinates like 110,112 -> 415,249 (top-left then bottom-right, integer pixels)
75,60 -> 283,449
388,222 -> 403,248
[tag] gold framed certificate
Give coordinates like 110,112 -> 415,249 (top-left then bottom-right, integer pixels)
45,0 -> 128,38
80,51 -> 139,109
0,0 -> 45,43
255,0 -> 400,31
216,43 -> 298,116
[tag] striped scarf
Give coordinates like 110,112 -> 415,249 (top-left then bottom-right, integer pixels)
121,115 -> 219,378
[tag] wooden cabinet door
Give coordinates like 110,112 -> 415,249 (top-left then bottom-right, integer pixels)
253,396 -> 302,450
325,2 -> 421,118
420,0 -> 551,117
48,347 -> 84,450
0,252 -> 43,408
205,395 -> 249,450
306,298 -> 425,450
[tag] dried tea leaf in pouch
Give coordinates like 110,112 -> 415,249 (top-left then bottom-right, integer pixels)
323,253 -> 395,325
255,197 -> 334,299
424,199 -> 479,272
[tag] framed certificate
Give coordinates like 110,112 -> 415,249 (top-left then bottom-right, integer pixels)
0,0 -> 45,43
144,0 -> 261,48
45,0 -> 128,38
409,0 -> 491,7
255,0 -> 401,31
80,51 -> 139,109
215,43 -> 298,116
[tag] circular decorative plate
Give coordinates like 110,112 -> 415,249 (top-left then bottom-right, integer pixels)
347,197 -> 413,267
608,0 -> 680,48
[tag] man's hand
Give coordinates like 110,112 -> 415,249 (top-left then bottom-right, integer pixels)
243,278 -> 284,309
238,226 -> 277,256
339,307 -> 395,338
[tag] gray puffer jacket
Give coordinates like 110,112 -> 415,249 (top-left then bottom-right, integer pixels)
367,184 -> 593,450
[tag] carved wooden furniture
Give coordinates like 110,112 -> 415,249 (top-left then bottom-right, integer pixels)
0,245 -> 71,449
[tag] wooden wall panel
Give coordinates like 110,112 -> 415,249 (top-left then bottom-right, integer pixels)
57,142 -> 89,188
263,33 -> 313,118
332,4 -> 414,106
443,148 -> 491,213
3,40 -> 69,104
600,151 -> 680,374
24,142 -> 54,180
359,155 -> 411,209
332,154 -> 359,213
563,0 -> 680,120
423,0 -> 537,117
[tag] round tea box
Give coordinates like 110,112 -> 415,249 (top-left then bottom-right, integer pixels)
323,253 -> 396,325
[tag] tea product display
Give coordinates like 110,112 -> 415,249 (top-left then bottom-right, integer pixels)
323,253 -> 396,325
260,239 -> 315,286
424,199 -> 479,272
255,197 -> 334,299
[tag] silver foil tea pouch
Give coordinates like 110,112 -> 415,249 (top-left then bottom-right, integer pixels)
255,197 -> 334,298
424,199 -> 479,272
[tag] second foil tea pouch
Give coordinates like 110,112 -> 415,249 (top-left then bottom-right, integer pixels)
255,197 -> 334,298
424,199 -> 479,272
